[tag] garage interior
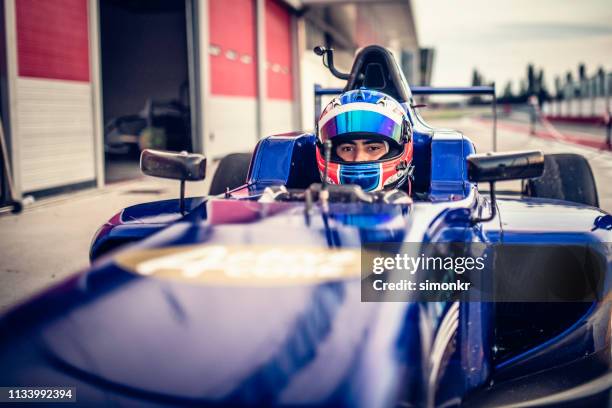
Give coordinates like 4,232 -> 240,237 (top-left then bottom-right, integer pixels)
99,0 -> 192,183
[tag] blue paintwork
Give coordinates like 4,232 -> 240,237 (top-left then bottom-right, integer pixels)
429,133 -> 476,200
246,133 -> 320,192
410,130 -> 432,195
89,197 -> 205,261
1,82 -> 611,407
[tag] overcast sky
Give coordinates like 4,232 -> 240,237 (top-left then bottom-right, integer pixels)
411,0 -> 612,92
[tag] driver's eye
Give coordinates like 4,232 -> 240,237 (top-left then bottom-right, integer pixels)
367,145 -> 383,152
339,145 -> 354,152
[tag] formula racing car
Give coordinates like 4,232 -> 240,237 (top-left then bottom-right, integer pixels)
0,45 -> 610,407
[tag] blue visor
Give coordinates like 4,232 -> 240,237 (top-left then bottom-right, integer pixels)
319,110 -> 402,144
319,110 -> 403,144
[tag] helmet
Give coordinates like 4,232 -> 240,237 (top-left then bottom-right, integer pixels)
316,89 -> 413,192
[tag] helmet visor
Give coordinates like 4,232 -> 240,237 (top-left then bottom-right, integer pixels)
319,109 -> 404,145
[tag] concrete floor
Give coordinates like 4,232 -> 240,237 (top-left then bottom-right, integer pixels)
0,173 -> 212,312
104,154 -> 143,183
0,117 -> 610,312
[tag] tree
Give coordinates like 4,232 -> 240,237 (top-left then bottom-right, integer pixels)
527,64 -> 536,95
577,63 -> 587,97
578,63 -> 586,81
566,71 -> 576,98
597,67 -> 605,96
536,69 -> 550,103
519,79 -> 527,98
499,81 -> 514,103
554,76 -> 562,100
470,68 -> 484,104
502,81 -> 513,98
471,68 -> 483,86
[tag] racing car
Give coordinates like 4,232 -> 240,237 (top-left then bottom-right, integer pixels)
0,45 -> 610,407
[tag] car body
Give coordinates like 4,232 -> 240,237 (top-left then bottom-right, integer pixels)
0,46 -> 610,407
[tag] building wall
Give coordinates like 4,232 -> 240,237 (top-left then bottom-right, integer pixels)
205,0 -> 296,158
8,0 -> 97,194
300,52 -> 346,132
207,0 -> 258,158
262,0 -> 295,136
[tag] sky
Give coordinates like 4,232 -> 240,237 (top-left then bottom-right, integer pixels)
411,0 -> 612,92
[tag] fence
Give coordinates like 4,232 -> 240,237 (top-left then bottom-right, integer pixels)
543,72 -> 612,119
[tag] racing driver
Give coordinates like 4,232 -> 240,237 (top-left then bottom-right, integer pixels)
316,89 -> 414,194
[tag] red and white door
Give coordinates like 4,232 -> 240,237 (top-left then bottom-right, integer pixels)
207,0 -> 258,159
206,0 -> 296,159
8,0 -> 97,194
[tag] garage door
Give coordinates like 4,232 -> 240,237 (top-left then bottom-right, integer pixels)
207,0 -> 258,159
14,0 -> 96,193
263,0 -> 295,136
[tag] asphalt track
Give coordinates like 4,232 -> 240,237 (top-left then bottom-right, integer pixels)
492,110 -> 610,150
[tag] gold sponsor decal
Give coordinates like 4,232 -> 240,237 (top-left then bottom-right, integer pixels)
115,244 -> 361,286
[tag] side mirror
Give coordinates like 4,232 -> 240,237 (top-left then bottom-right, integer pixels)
140,149 -> 206,181
466,150 -> 544,223
140,149 -> 206,214
467,150 -> 544,183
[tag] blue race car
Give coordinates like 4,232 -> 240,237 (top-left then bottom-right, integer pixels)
0,45 -> 610,407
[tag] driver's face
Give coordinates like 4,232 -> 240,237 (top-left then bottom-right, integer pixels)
335,139 -> 388,162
